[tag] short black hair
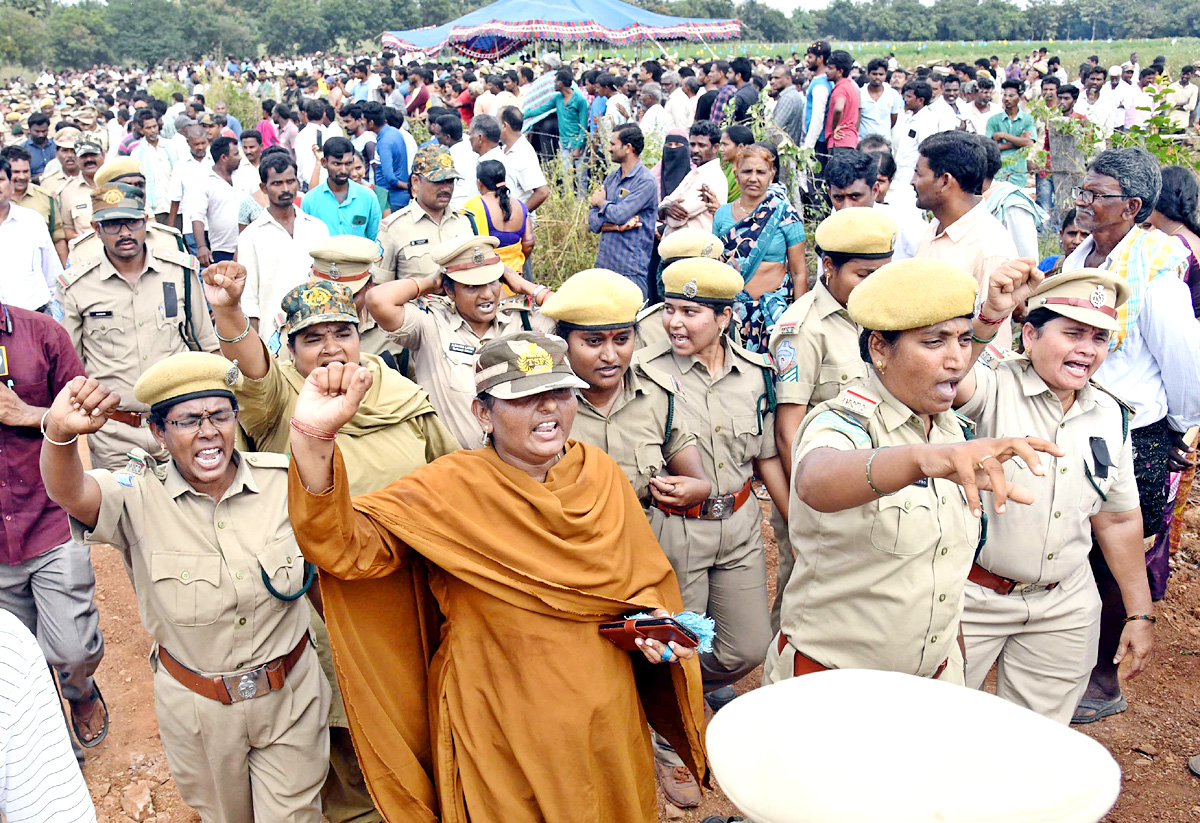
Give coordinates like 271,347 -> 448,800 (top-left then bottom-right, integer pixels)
2,145 -> 31,163
828,50 -> 854,76
1001,78 -> 1024,94
27,112 -> 49,128
867,58 -> 888,73
723,124 -> 754,146
134,107 -> 159,126
436,114 -> 463,141
979,133 -> 1002,180
1041,75 -> 1061,91
240,128 -> 263,145
614,123 -> 644,155
555,68 -> 574,87
259,149 -> 297,184
918,131 -> 987,195
210,135 -> 236,163
1059,84 -> 1079,100
498,105 -> 522,133
361,102 -> 386,127
323,136 -> 354,160
731,57 -> 753,82
689,119 -> 721,143
825,149 -> 879,189
902,80 -> 932,105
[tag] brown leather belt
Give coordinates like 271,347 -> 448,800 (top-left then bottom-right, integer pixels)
108,409 -> 146,428
968,563 -> 1059,596
654,478 -> 754,520
777,633 -> 948,680
158,634 -> 309,705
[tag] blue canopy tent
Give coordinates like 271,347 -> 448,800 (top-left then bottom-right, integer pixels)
381,0 -> 740,59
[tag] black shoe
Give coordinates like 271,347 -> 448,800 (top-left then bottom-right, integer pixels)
701,817 -> 745,823
704,685 -> 737,713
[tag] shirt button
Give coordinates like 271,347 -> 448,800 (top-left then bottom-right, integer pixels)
133,289 -> 139,295
930,635 -> 938,643
841,373 -> 848,380
939,594 -> 946,602
218,521 -> 226,528
138,321 -> 144,327
940,547 -> 948,556
285,556 -> 292,563
143,355 -> 148,361
238,617 -> 246,626
236,571 -> 244,580
1060,466 -> 1068,474
180,571 -> 190,580
3,515 -> 10,521
1047,553 -> 1055,560
714,425 -> 722,432
717,461 -> 725,469
1054,511 -> 1061,519
903,500 -> 912,510
940,496 -> 947,504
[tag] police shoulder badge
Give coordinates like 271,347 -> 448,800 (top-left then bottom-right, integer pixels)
682,278 -> 699,299
512,340 -> 553,375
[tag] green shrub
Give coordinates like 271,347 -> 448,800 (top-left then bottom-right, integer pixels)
529,156 -> 601,287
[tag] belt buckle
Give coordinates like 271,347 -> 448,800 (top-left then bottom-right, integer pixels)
224,665 -> 270,702
707,494 -> 734,520
1015,583 -> 1041,595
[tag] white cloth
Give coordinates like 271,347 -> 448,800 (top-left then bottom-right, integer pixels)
607,93 -> 632,127
890,105 -> 939,207
998,203 -> 1040,259
232,161 -> 260,197
1100,81 -> 1134,126
236,208 -> 330,342
873,201 -> 928,262
962,101 -> 1000,135
928,96 -> 964,133
660,158 -> 728,235
858,84 -> 903,138
501,136 -> 548,206
639,104 -> 672,148
400,128 -> 418,177
665,87 -> 695,131
295,122 -> 322,189
803,81 -> 830,149
0,610 -> 96,823
132,139 -> 175,214
181,169 -> 241,254
1062,235 -> 1200,430
167,153 -> 213,206
447,139 -> 478,211
0,204 -> 62,313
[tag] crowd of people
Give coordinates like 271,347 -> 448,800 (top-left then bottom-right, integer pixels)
1,35 -> 1199,823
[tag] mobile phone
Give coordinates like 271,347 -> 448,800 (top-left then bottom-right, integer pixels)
162,282 -> 178,318
599,617 -> 699,652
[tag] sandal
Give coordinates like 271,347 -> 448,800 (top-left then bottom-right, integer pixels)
70,682 -> 109,748
1070,694 -> 1127,725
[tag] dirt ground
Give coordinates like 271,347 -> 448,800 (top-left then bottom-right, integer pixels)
80,496 -> 1200,823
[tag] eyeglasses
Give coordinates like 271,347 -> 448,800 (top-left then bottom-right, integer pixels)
1071,187 -> 1128,206
98,217 -> 146,234
165,409 -> 237,432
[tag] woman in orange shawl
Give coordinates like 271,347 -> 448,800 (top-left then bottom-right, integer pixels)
287,331 -> 708,823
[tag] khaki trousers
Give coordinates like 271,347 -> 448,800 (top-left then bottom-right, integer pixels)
763,633 -> 966,686
153,642 -> 331,823
767,503 -> 793,636
962,562 -> 1100,724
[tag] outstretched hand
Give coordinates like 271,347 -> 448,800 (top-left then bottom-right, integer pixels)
917,436 -> 1066,518
292,362 -> 373,436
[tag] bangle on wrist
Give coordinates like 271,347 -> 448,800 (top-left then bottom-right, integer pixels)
404,276 -> 422,299
40,410 -> 78,446
215,316 -> 251,344
976,311 -> 1005,327
1123,614 -> 1156,624
971,331 -> 998,345
289,418 -> 338,442
532,284 -> 550,305
865,447 -> 893,497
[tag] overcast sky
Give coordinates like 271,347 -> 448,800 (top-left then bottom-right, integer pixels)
757,0 -> 835,14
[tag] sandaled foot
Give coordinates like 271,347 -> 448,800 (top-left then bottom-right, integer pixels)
656,761 -> 701,808
70,683 -> 109,748
1071,694 -> 1126,725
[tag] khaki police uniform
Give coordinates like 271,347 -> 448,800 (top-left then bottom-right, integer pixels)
58,186 -> 218,471
372,204 -> 475,283
17,184 -> 66,246
957,271 -> 1140,724
765,374 -> 978,686
642,335 -> 777,684
57,174 -> 96,239
73,450 -> 329,823
387,295 -> 551,447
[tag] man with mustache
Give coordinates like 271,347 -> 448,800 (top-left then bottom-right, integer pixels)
236,150 -> 329,348
57,182 -> 219,472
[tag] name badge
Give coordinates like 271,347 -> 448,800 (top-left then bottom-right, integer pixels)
448,342 -> 476,356
409,238 -> 428,246
911,478 -> 929,488
87,310 -> 114,318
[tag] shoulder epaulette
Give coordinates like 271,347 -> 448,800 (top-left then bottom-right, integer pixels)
771,290 -> 817,337
380,204 -> 412,229
55,257 -> 102,290
149,221 -> 183,238
1088,378 -> 1135,416
953,409 -> 977,435
67,227 -> 96,250
242,451 -> 291,469
635,359 -> 684,397
638,336 -> 674,361
729,338 -> 772,369
153,243 -> 199,271
833,384 -> 883,419
635,302 -> 665,323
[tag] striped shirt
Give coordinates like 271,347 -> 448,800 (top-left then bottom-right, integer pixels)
0,610 -> 96,822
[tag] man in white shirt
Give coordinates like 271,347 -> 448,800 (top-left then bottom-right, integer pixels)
434,114 -> 477,211
236,152 -> 329,346
294,99 -> 324,191
663,71 -> 695,131
658,120 -> 727,236
468,114 -> 506,172
961,78 -> 1000,135
497,106 -> 549,213
858,58 -> 903,139
826,146 -> 928,261
1167,65 -> 1198,132
165,125 -> 213,250
638,82 -> 672,150
1060,147 -> 1200,725
890,80 -> 938,208
0,159 -> 62,316
182,136 -> 241,265
928,74 -> 965,133
130,108 -> 175,223
1100,66 -> 1134,129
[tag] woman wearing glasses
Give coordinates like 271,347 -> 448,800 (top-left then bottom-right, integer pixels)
57,181 -> 220,474
40,353 -> 333,822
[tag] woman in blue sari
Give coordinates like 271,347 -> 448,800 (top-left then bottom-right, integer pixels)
711,142 -> 807,353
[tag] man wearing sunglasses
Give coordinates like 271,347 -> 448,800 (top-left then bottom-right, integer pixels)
57,181 -> 219,473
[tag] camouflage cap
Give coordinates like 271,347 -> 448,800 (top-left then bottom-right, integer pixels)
280,280 -> 359,337
411,143 -> 461,182
76,140 -> 103,158
91,183 -> 145,222
474,331 -> 588,400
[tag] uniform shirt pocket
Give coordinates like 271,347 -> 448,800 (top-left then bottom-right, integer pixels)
83,309 -> 125,360
732,413 -> 763,465
817,361 -> 862,403
256,535 -> 305,610
150,552 -> 223,626
870,489 -> 937,557
400,243 -> 438,277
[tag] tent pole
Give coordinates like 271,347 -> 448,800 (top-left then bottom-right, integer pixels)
697,33 -> 718,61
649,36 -> 670,60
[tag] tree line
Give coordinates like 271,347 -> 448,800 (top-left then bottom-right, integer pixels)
1,0 -> 1196,71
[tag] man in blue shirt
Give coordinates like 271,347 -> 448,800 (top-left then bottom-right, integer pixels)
587,124 -> 659,298
364,101 -> 409,211
214,101 -> 242,138
301,137 -> 382,240
23,113 -> 55,183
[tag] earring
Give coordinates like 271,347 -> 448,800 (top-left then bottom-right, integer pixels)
875,361 -> 885,375
480,430 -> 490,446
